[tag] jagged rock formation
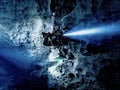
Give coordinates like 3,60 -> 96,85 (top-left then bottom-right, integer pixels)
48,0 -> 120,90
0,0 -> 120,90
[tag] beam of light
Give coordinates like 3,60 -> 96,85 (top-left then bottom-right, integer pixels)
63,22 -> 120,43
64,28 -> 100,36
0,47 -> 34,70
0,47 -> 35,84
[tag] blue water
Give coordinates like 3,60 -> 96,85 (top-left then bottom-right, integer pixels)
64,22 -> 120,44
0,46 -> 34,88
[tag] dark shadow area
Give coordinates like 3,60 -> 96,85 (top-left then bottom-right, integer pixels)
50,0 -> 76,18
97,58 -> 120,90
86,35 -> 120,54
12,75 -> 48,90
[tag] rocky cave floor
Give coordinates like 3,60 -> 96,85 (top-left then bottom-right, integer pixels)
0,0 -> 120,90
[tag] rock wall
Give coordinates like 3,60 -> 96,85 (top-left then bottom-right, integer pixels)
0,0 -> 120,90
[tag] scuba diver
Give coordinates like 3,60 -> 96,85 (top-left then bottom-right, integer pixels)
42,30 -> 69,47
